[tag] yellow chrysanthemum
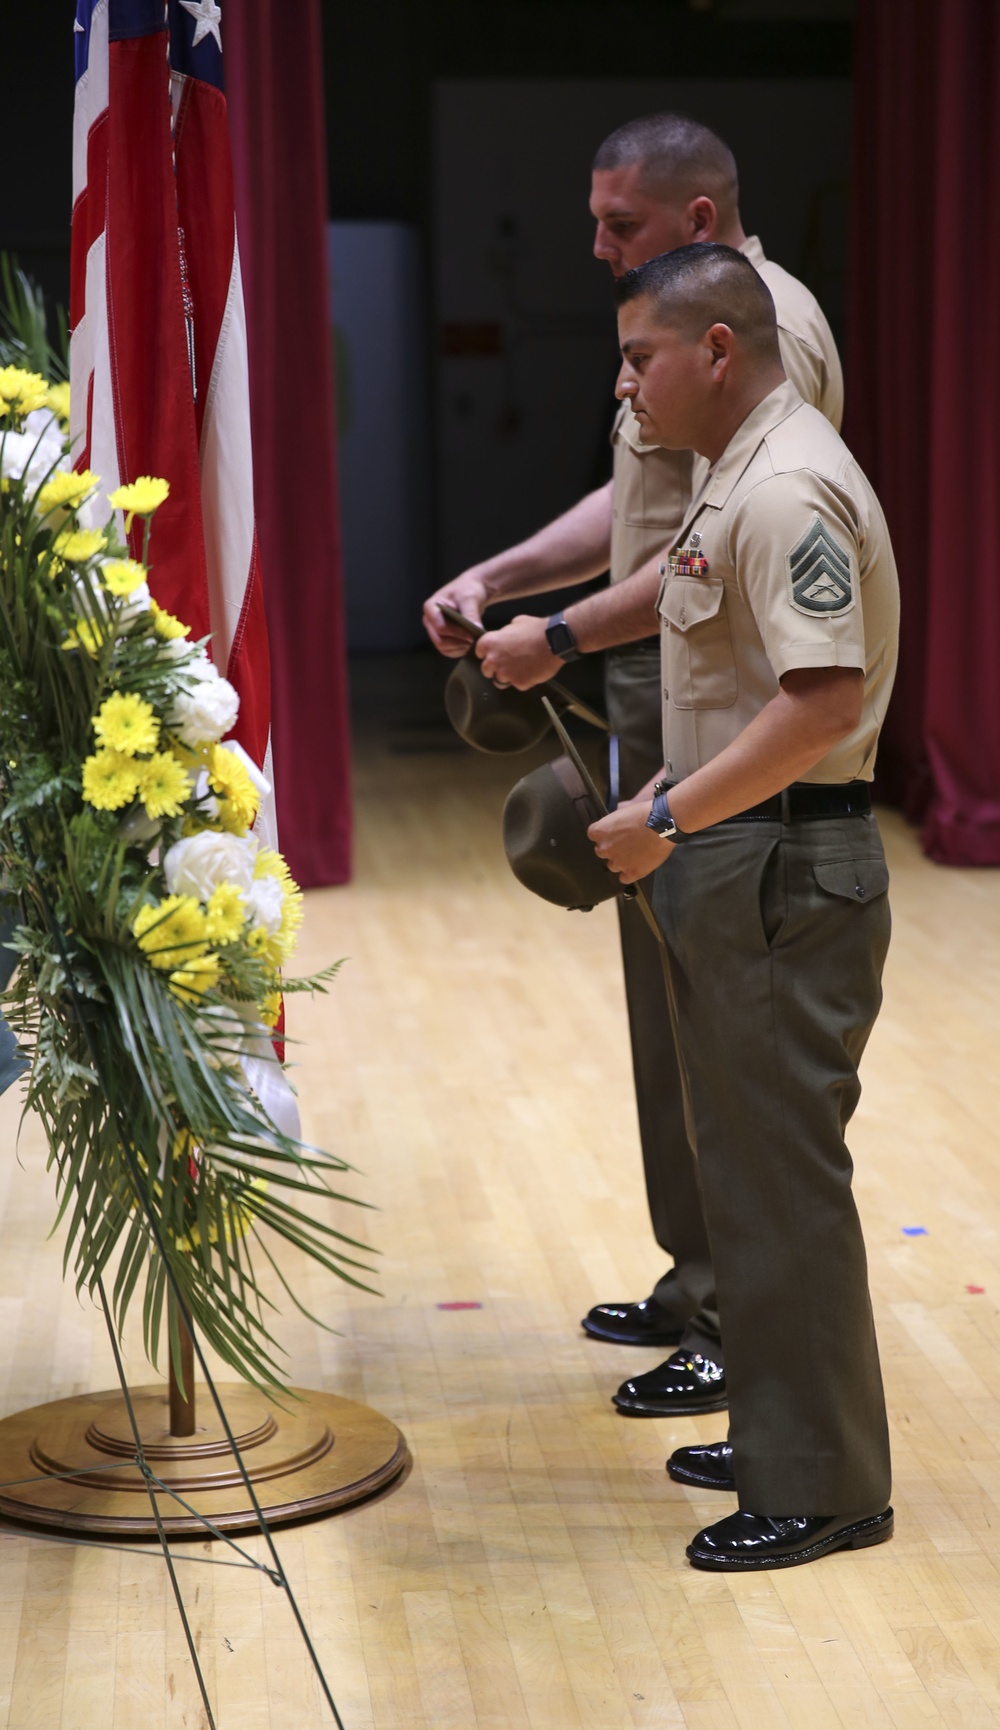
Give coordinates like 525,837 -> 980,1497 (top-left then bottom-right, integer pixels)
62,617 -> 111,657
100,557 -> 147,597
37,469 -> 99,515
46,381 -> 71,425
169,951 -> 221,1003
204,881 -> 246,946
150,598 -> 190,640
107,475 -> 170,531
180,1171 -> 267,1249
93,692 -> 159,757
259,989 -> 282,1028
81,749 -> 140,811
254,848 -> 303,961
137,751 -> 190,819
0,366 -> 49,418
134,895 -> 208,969
52,526 -> 105,564
246,924 -> 269,956
208,744 -> 259,832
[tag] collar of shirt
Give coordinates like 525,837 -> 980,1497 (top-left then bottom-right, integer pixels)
740,234 -> 766,268
673,379 -> 803,548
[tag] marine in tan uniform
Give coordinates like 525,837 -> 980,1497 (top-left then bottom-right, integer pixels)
589,241 -> 897,1570
424,115 -> 844,1419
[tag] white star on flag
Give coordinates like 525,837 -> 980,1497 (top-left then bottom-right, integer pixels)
180,0 -> 223,51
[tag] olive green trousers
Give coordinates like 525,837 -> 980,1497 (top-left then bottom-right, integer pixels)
653,815 -> 892,1514
605,647 -> 719,1355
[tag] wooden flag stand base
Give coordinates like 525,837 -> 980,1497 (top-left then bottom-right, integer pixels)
0,1305 -> 407,1538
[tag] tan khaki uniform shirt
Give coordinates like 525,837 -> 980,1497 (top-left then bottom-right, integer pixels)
609,235 -> 844,587
657,380 -> 899,783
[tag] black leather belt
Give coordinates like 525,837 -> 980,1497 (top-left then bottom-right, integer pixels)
726,781 -> 871,824
666,780 -> 872,824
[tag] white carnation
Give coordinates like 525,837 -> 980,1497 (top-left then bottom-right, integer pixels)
169,675 -> 239,746
1,422 -> 63,489
157,636 -> 194,662
117,581 -> 151,625
163,831 -> 257,901
245,875 -> 284,934
184,650 -> 219,684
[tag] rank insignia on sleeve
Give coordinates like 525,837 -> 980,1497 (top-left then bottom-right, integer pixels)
786,517 -> 855,615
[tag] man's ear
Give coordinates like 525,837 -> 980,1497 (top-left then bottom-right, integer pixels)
705,323 -> 735,380
687,196 -> 717,241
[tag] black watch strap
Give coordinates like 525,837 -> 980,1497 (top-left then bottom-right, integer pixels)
545,612 -> 581,663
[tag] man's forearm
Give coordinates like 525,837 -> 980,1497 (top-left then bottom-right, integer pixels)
564,560 -> 662,652
588,668 -> 865,885
478,483 -> 614,602
664,670 -> 865,834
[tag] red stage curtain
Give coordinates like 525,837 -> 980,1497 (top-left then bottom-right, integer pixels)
225,1 -> 352,886
847,0 -> 1000,865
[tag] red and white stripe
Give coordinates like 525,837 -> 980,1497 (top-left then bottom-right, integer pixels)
70,0 -> 276,845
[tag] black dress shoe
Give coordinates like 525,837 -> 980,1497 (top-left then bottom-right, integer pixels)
686,1507 -> 894,1571
668,1440 -> 735,1490
613,1350 -> 727,1416
582,1297 -> 685,1347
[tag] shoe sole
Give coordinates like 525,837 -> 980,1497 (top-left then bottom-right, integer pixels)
613,1391 -> 729,1417
581,1320 -> 684,1347
667,1463 -> 736,1491
686,1508 -> 894,1571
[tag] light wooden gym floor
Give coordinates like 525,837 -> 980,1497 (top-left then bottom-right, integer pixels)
2,681 -> 1000,1729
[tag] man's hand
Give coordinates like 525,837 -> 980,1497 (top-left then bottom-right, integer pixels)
422,574 -> 489,656
476,615 -> 562,690
588,799 -> 672,885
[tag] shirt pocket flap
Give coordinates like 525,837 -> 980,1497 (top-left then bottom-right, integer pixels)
813,856 -> 889,902
659,576 -> 726,634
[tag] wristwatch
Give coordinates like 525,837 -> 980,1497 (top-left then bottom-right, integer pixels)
545,612 -> 581,663
645,780 -> 689,843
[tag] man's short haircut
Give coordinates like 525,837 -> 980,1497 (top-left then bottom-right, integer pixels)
593,113 -> 739,219
614,244 -> 781,365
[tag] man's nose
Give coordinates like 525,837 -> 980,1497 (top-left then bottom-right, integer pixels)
615,365 -> 637,402
593,224 -> 618,262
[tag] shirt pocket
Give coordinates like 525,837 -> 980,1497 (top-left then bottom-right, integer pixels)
658,575 -> 738,710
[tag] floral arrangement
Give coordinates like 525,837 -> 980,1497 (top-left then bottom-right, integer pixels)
0,364 -> 371,1393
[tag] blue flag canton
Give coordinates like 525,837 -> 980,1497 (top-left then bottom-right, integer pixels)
74,1 -> 224,92
168,0 -> 224,91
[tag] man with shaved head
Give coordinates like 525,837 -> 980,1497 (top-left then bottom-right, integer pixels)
423,115 -> 844,1423
588,243 -> 898,1568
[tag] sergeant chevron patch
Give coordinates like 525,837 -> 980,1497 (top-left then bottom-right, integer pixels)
786,517 -> 855,616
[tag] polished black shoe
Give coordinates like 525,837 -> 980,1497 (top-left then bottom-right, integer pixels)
668,1440 -> 735,1490
686,1507 -> 894,1571
613,1350 -> 727,1416
582,1296 -> 685,1347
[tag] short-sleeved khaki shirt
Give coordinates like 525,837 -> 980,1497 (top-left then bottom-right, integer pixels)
657,380 -> 899,784
610,235 -> 844,587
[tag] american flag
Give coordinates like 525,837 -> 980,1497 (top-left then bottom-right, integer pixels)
70,0 -> 276,846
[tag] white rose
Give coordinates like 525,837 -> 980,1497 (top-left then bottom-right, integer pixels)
245,875 -> 284,934
169,676 -> 240,746
163,831 -> 257,900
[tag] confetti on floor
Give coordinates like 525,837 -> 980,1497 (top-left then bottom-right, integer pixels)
436,1301 -> 484,1310
902,1226 -> 928,1236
